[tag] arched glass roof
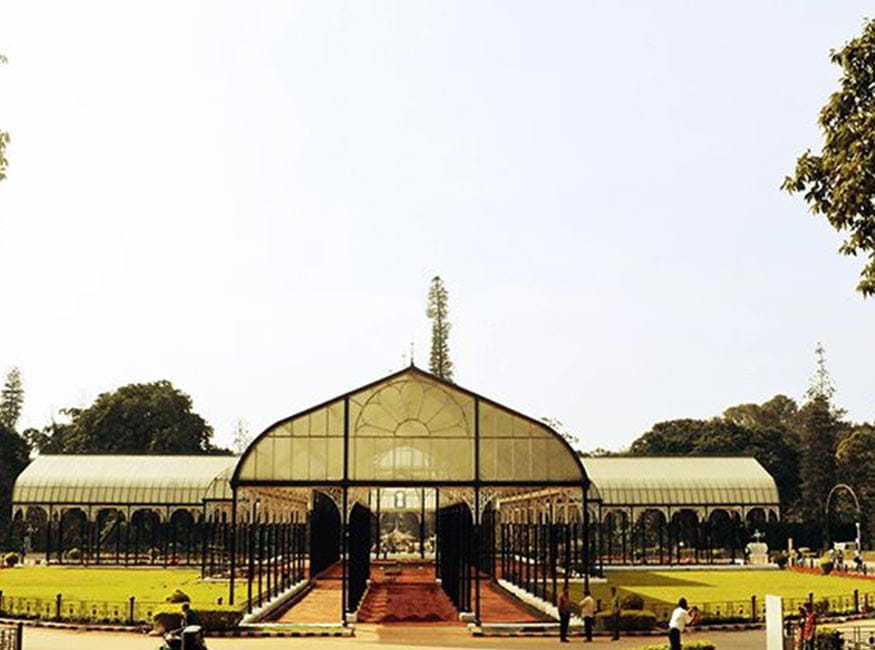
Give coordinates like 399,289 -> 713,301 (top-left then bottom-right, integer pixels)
581,457 -> 780,507
234,366 -> 586,486
13,455 -> 237,507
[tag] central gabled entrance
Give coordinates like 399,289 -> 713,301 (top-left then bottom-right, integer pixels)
227,365 -> 592,623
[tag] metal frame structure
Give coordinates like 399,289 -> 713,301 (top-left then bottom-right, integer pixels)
8,366 -> 784,626
229,365 -> 592,623
10,456 -> 237,569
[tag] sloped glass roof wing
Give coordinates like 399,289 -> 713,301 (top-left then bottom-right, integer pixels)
581,457 -> 780,507
13,455 -> 237,506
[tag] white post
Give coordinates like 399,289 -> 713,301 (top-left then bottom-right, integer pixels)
765,594 -> 784,650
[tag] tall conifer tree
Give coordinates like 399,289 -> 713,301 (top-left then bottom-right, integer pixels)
426,276 -> 454,381
798,343 -> 842,533
0,367 -> 24,430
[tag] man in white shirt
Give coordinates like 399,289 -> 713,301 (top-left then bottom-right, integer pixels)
578,588 -> 595,642
668,598 -> 699,650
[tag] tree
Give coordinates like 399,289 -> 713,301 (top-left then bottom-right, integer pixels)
797,394 -> 842,531
232,418 -> 252,455
0,367 -> 24,430
782,19 -> 875,296
808,342 -> 837,403
31,380 -> 223,454
541,417 -> 579,448
0,422 -> 30,548
836,425 -> 875,544
629,400 -> 802,515
0,54 -> 8,182
0,365 -> 29,549
723,394 -> 798,431
426,276 -> 454,381
628,418 -> 709,456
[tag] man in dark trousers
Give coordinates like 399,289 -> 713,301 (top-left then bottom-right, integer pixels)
668,598 -> 699,650
558,587 -> 573,642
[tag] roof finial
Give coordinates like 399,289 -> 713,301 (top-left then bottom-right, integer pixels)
409,341 -> 415,367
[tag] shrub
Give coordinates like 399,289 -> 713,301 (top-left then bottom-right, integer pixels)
152,605 -> 242,632
774,552 -> 788,569
3,552 -> 19,567
634,642 -> 716,650
66,548 -> 81,561
621,593 -> 645,610
152,610 -> 181,634
820,557 -> 834,575
165,589 -> 191,603
594,609 -> 657,631
697,615 -> 750,625
815,627 -> 841,650
813,598 -> 831,616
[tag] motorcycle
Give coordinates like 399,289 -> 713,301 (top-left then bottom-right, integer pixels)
158,625 -> 208,650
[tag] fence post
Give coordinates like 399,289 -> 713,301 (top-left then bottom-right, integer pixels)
15,621 -> 23,650
128,596 -> 135,625
55,593 -> 62,621
808,592 -> 813,608
855,589 -> 859,614
0,589 -> 4,614
751,595 -> 757,623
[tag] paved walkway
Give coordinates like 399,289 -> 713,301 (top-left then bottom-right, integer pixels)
17,626 -> 766,650
275,565 -> 344,623
277,561 -> 544,625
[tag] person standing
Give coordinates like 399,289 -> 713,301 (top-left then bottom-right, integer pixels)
558,587 -> 573,643
801,602 -> 817,650
794,606 -> 807,650
579,588 -> 595,643
668,598 -> 699,650
611,587 -> 621,641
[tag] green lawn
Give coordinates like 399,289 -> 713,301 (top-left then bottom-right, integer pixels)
0,566 -> 229,606
570,569 -> 875,620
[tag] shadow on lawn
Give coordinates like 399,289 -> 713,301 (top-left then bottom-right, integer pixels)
609,572 -> 711,589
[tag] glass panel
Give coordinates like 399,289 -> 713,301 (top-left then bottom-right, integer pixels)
348,374 -> 475,481
235,368 -> 585,484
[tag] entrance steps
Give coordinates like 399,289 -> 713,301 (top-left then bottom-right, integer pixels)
357,582 -> 458,623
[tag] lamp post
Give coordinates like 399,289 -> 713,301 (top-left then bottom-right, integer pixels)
824,484 -> 861,552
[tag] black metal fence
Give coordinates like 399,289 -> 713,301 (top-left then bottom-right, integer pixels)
841,626 -> 875,649
0,623 -> 22,650
622,588 -> 875,623
0,591 -> 164,625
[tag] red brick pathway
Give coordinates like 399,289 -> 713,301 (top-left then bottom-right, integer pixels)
274,564 -> 343,623
274,560 -> 547,624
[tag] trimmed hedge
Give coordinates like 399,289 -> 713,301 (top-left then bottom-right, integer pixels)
815,628 -> 841,650
153,605 -> 243,632
594,609 -> 657,631
819,557 -> 834,575
634,642 -> 715,650
621,593 -> 645,610
3,552 -> 19,567
165,589 -> 191,603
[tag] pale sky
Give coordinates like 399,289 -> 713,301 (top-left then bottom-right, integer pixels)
1,1 -> 874,452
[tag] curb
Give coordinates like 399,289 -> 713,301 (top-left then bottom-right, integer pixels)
212,628 -> 354,638
471,622 -> 765,637
0,618 -> 144,633
0,617 -> 354,638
